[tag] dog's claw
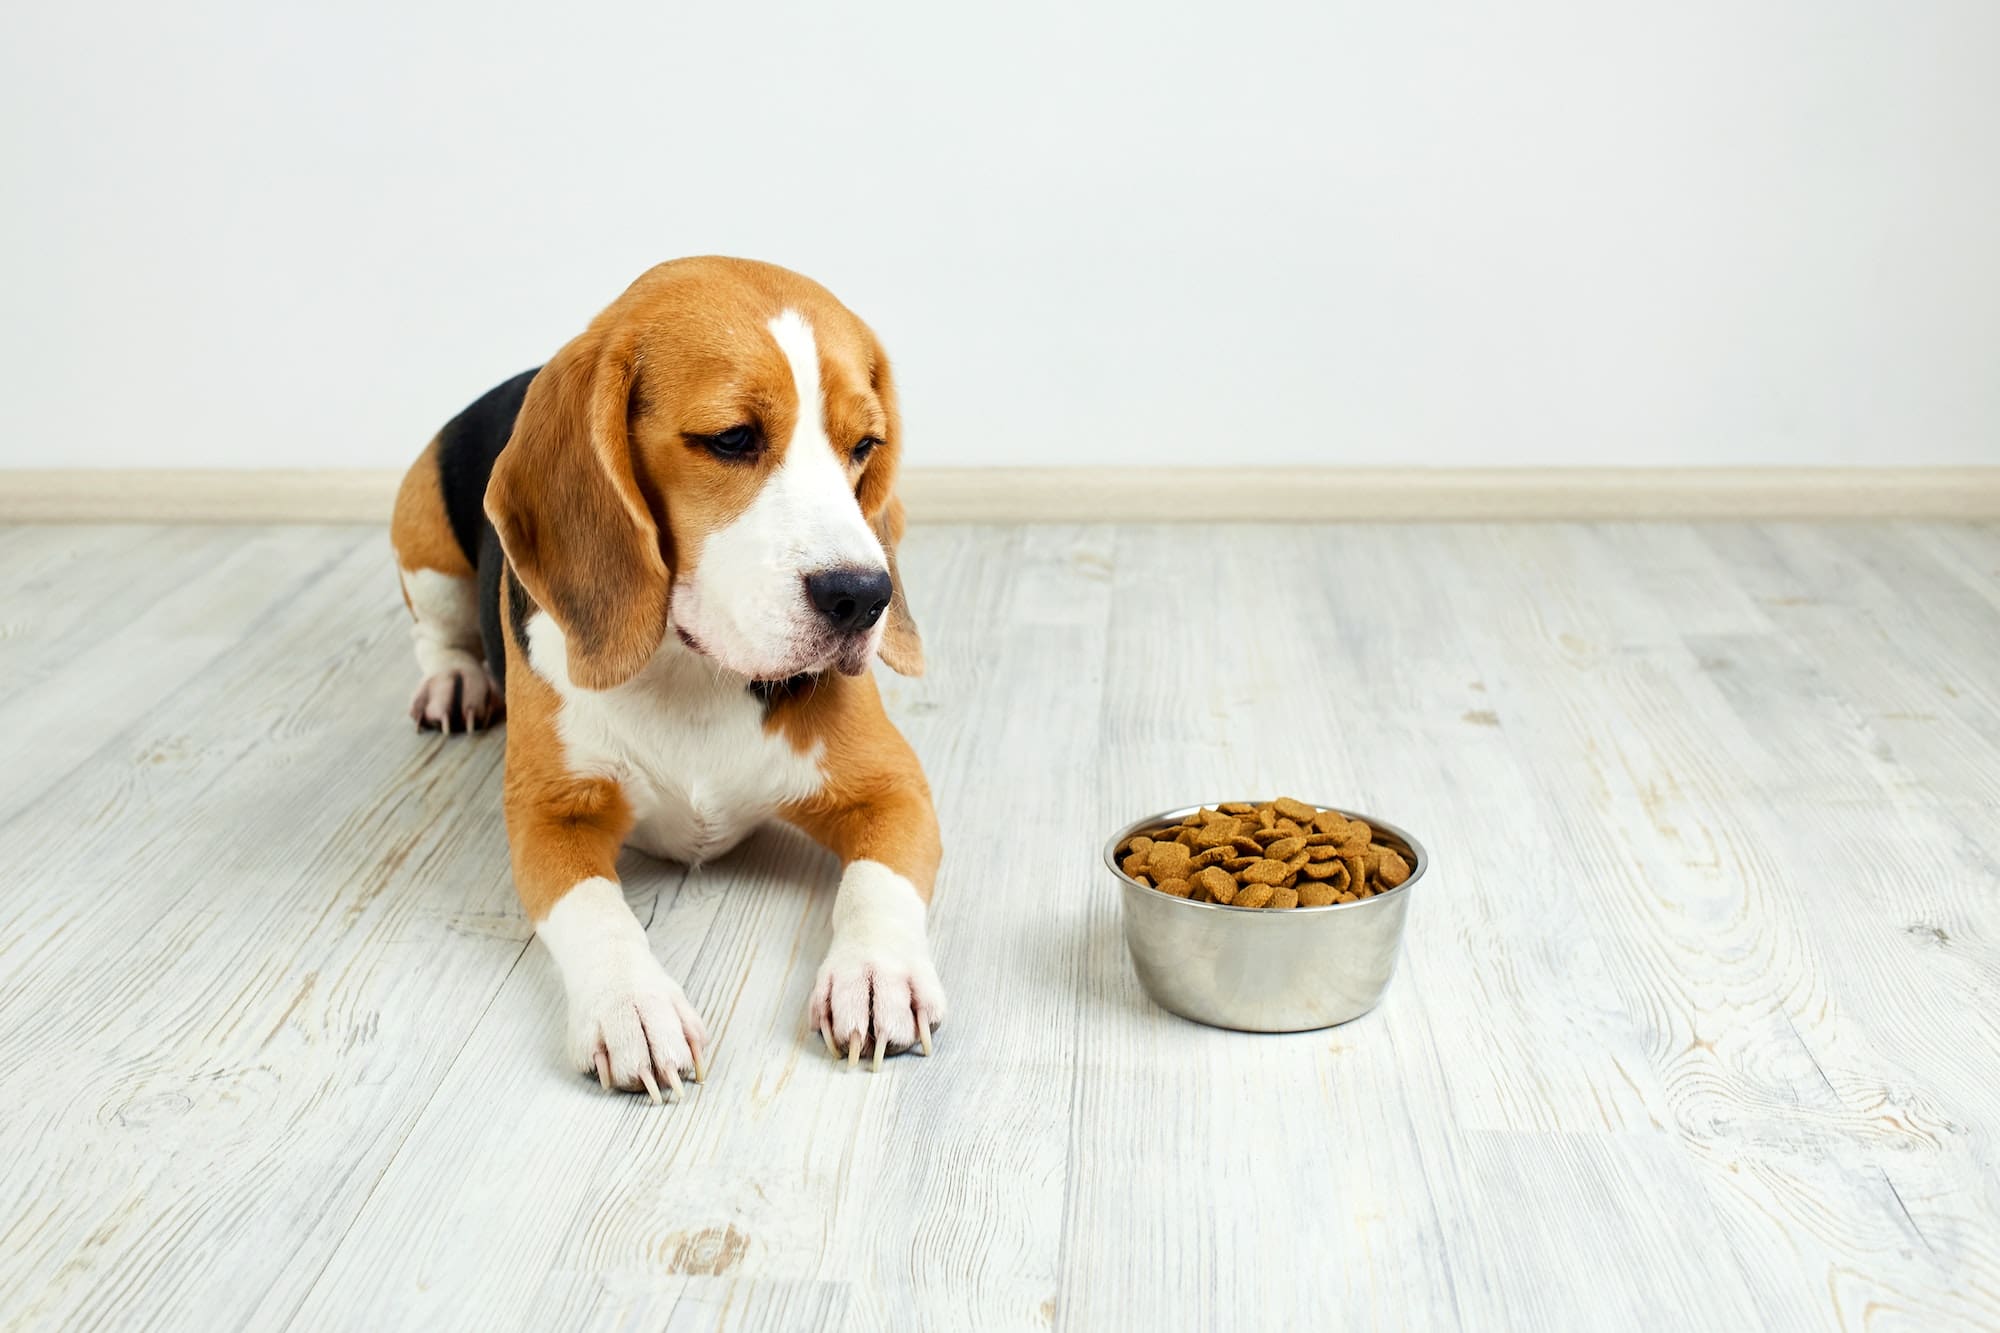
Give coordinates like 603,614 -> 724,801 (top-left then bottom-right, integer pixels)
872,1036 -> 885,1072
409,664 -> 502,735
918,1016 -> 933,1057
821,1025 -> 837,1058
847,1034 -> 862,1069
665,1066 -> 684,1101
639,1067 -> 663,1105
594,1049 -> 612,1090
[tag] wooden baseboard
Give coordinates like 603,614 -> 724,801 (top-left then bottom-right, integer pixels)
901,466 -> 2000,521
3,466 -> 1997,523
1,470 -> 401,524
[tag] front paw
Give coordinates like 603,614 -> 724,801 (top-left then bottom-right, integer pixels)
809,938 -> 946,1069
566,962 -> 708,1102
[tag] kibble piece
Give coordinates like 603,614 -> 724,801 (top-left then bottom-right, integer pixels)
1156,877 -> 1193,898
1194,821 -> 1239,850
1342,855 -> 1367,893
1220,855 -> 1258,872
1270,887 -> 1300,910
1272,797 -> 1318,823
1218,802 -> 1256,815
1122,851 -> 1150,878
1310,810 -> 1346,835
1299,859 -> 1341,880
1230,836 -> 1264,855
1343,819 -> 1373,846
1241,858 -> 1290,885
1307,845 -> 1340,861
1273,818 -> 1303,837
1150,841 -> 1194,880
1250,828 -> 1286,846
1127,835 -> 1155,857
1256,807 -> 1276,831
1193,866 -> 1236,901
1264,836 -> 1305,861
1234,883 -> 1276,909
1191,846 -> 1234,869
1374,847 -> 1411,887
1283,849 -> 1311,873
1297,881 -> 1338,907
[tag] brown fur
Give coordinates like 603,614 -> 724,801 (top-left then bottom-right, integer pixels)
773,675 -> 941,900
498,577 -> 636,919
486,321 -> 669,691
871,496 -> 924,677
390,437 -> 473,590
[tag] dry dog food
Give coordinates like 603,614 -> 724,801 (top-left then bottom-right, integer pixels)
1117,799 -> 1412,909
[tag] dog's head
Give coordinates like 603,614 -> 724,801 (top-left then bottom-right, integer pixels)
486,257 -> 923,691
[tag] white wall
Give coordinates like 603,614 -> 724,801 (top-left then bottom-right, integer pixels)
4,1 -> 1998,471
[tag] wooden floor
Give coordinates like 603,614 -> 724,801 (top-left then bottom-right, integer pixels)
1,522 -> 1997,1332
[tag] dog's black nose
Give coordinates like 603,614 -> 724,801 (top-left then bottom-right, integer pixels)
805,566 -> 893,634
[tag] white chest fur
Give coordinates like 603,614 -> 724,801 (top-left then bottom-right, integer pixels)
525,614 -> 826,865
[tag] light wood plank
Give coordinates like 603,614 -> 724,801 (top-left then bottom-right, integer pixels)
1433,521 -> 2000,1329
0,526 -> 377,824
0,520 -> 1996,1332
0,532 -> 527,1332
1686,524 -> 2000,1316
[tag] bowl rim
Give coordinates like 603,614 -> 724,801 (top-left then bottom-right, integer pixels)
1102,801 -> 1429,915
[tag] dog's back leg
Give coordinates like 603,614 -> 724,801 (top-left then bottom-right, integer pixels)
392,436 -> 503,733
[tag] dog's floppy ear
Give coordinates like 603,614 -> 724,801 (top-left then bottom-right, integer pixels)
485,325 -> 668,691
856,346 -> 924,677
872,493 -> 924,677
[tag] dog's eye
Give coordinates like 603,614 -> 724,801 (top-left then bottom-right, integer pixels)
689,425 -> 759,461
852,436 -> 882,464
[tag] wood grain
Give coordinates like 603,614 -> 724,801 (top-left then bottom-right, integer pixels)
0,521 -> 1996,1331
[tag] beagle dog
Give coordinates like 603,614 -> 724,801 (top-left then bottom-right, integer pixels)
389,257 -> 943,1097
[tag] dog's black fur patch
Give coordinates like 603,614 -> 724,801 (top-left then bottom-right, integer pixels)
436,367 -> 540,568
475,526 -> 509,688
504,560 -> 538,686
432,369 -> 537,679
749,673 -> 821,708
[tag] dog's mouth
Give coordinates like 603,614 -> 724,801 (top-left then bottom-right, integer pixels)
829,634 -> 875,677
674,622 -> 873,683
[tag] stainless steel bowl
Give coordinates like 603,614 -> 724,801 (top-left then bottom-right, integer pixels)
1103,803 -> 1428,1032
